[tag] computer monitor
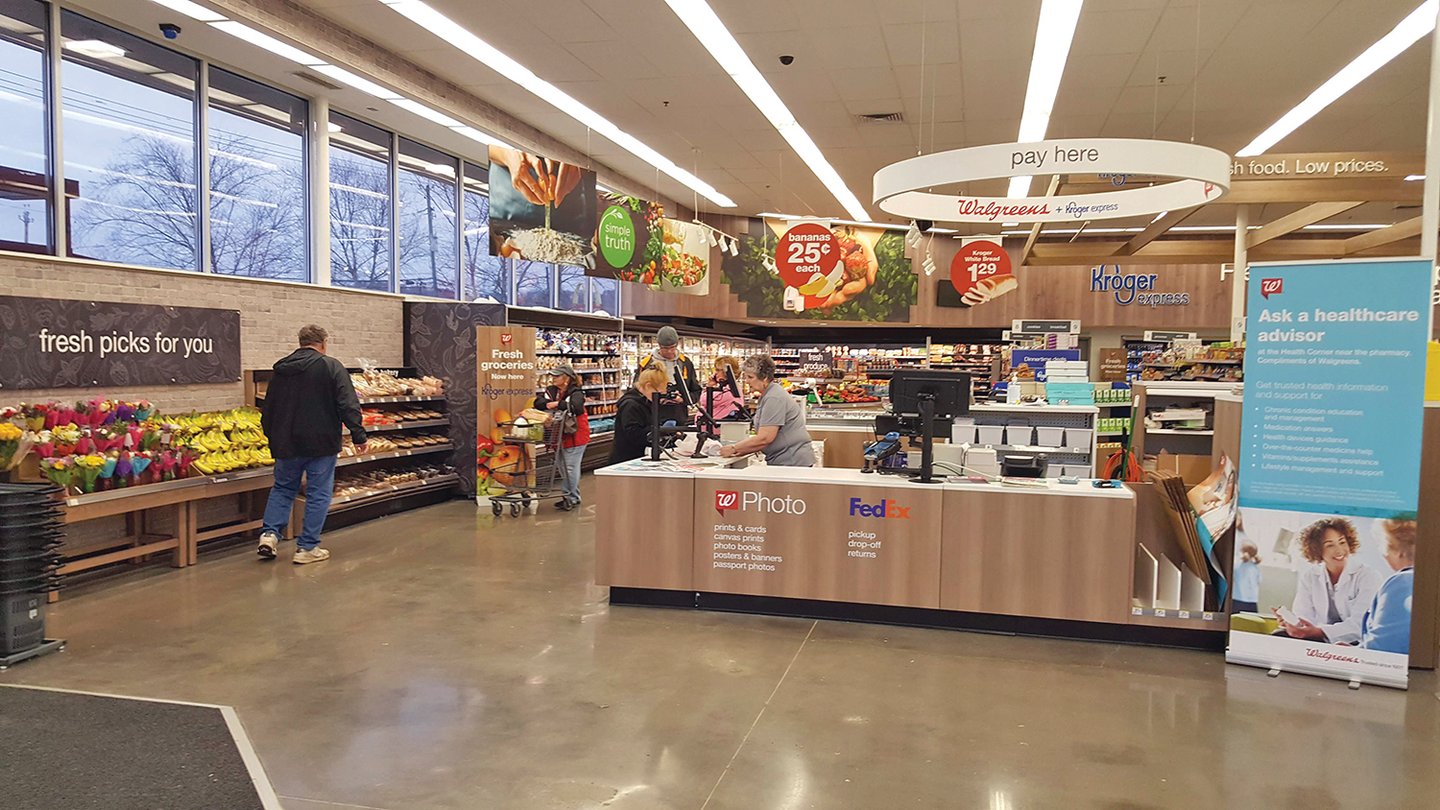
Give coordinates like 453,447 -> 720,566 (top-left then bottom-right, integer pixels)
887,370 -> 972,418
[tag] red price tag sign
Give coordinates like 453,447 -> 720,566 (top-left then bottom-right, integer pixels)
949,240 -> 1015,307
775,223 -> 841,300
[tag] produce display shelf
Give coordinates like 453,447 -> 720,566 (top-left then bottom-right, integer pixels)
325,474 -> 459,512
337,445 -> 454,467
60,467 -> 275,507
364,418 -> 450,432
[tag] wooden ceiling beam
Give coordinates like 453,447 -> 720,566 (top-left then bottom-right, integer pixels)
1343,216 -> 1424,254
1245,200 -> 1365,248
1112,207 -> 1200,257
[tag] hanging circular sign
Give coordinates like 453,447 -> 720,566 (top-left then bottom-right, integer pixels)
775,222 -> 843,305
950,239 -> 1015,307
872,138 -> 1231,223
598,204 -> 636,268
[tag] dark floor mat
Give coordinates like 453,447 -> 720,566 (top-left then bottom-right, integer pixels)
0,686 -> 269,810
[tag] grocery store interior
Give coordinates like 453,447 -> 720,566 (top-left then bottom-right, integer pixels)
1,1 -> 1440,808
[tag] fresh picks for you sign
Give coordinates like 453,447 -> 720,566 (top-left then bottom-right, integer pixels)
1227,258 -> 1431,689
0,296 -> 241,389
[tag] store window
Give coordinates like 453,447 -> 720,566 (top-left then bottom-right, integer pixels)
61,11 -> 198,270
329,111 -> 392,292
513,258 -> 552,308
396,137 -> 458,299
207,68 -> 306,280
591,276 -> 619,316
0,0 -> 50,254
557,264 -> 589,312
461,162 -> 507,302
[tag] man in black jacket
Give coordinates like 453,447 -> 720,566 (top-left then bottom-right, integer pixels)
257,325 -> 367,564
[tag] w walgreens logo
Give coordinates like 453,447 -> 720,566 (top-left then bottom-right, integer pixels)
500,332 -> 514,346
1260,278 -> 1284,299
715,490 -> 739,514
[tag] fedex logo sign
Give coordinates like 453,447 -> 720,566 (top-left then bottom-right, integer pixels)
716,490 -> 807,515
849,497 -> 911,519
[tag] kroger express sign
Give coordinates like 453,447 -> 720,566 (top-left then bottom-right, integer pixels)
1090,265 -> 1191,307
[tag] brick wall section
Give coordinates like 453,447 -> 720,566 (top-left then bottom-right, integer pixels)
0,254 -> 404,413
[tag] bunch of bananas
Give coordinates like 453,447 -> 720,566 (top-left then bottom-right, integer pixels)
168,407 -> 273,475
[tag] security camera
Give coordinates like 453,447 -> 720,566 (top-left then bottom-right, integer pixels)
778,54 -> 795,66
159,23 -> 181,40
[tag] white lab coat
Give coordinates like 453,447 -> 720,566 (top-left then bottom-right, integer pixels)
1291,560 -> 1385,644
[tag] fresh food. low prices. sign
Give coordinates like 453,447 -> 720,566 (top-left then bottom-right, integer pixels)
873,138 -> 1231,223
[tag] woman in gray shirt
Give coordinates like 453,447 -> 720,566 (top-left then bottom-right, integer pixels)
718,355 -> 815,467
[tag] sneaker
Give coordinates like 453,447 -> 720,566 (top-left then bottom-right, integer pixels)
554,499 -> 573,511
257,531 -> 279,560
293,547 -> 331,565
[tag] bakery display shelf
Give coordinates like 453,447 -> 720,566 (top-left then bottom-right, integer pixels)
326,474 -> 460,511
586,399 -> 620,407
364,418 -> 450,433
582,384 -> 620,391
537,350 -> 618,357
569,366 -> 623,373
337,445 -> 453,467
257,393 -> 444,405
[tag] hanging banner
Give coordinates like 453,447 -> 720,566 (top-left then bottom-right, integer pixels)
721,218 -> 916,322
658,218 -> 711,296
589,192 -> 662,282
488,145 -> 598,265
946,236 -> 1016,308
1227,258 -> 1431,689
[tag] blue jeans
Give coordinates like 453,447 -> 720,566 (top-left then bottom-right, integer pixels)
262,456 -> 336,551
556,444 -> 585,505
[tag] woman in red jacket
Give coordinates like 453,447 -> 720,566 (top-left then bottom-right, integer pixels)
536,364 -> 590,511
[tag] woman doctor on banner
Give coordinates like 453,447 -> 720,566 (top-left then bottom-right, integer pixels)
1275,516 -> 1384,644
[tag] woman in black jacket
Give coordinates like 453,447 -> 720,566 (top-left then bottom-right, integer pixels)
610,366 -> 671,463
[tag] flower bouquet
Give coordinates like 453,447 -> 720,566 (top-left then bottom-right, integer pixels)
75,453 -> 106,493
40,457 -> 75,494
0,422 -> 25,471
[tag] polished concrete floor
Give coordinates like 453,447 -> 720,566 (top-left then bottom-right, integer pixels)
4,481 -> 1438,810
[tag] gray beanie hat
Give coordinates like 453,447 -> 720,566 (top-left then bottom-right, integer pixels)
550,363 -> 579,383
657,325 -> 680,347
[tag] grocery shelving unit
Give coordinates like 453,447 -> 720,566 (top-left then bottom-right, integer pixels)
246,366 -> 459,528
1131,381 -> 1241,477
772,339 -> 1000,398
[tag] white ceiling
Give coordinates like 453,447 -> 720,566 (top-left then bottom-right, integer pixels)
81,0 -> 1438,229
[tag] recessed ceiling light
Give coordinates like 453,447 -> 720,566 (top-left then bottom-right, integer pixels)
210,20 -> 324,67
1406,174 -> 1426,181
1008,0 -> 1084,198
143,0 -> 226,22
65,39 -> 126,59
375,0 -> 733,208
663,0 -> 867,220
1236,0 -> 1437,156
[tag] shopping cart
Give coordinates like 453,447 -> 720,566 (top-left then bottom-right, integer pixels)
487,418 -> 564,518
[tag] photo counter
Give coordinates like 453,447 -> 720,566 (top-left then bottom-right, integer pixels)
595,459 -> 1224,647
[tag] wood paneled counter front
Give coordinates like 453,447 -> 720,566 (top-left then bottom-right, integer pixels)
595,462 -> 1215,646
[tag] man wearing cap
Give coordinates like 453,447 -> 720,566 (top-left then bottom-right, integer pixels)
634,325 -> 701,426
535,363 -> 590,510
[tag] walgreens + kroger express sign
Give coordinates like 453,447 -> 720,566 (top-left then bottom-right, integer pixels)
1089,264 -> 1191,307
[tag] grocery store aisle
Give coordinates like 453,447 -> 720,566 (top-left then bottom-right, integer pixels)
4,483 -> 1438,810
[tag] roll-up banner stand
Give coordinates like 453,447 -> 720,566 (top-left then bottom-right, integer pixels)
1226,258 -> 1432,689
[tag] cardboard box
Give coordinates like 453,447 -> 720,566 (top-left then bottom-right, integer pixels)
1153,451 -> 1213,487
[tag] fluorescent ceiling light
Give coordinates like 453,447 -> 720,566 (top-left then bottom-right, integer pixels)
144,0 -> 226,22
210,21 -> 324,67
1406,174 -> 1426,181
1008,0 -> 1084,197
1236,1 -> 1437,156
452,125 -> 508,150
312,64 -> 401,100
663,0 -> 865,220
389,97 -> 461,127
376,0 -> 733,208
65,39 -> 126,59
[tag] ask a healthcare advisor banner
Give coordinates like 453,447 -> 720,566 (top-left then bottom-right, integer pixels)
1227,258 -> 1431,689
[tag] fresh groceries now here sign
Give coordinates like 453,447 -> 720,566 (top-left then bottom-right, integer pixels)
0,296 -> 241,389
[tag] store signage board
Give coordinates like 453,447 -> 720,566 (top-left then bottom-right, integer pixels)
1011,349 -> 1081,382
945,236 -> 1017,309
1090,265 -> 1192,307
873,139 -> 1230,223
0,296 -> 240,389
1067,152 -> 1422,186
1098,348 -> 1127,382
1228,258 -> 1432,689
1012,319 -> 1079,335
1144,330 -> 1197,342
475,325 -> 539,504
